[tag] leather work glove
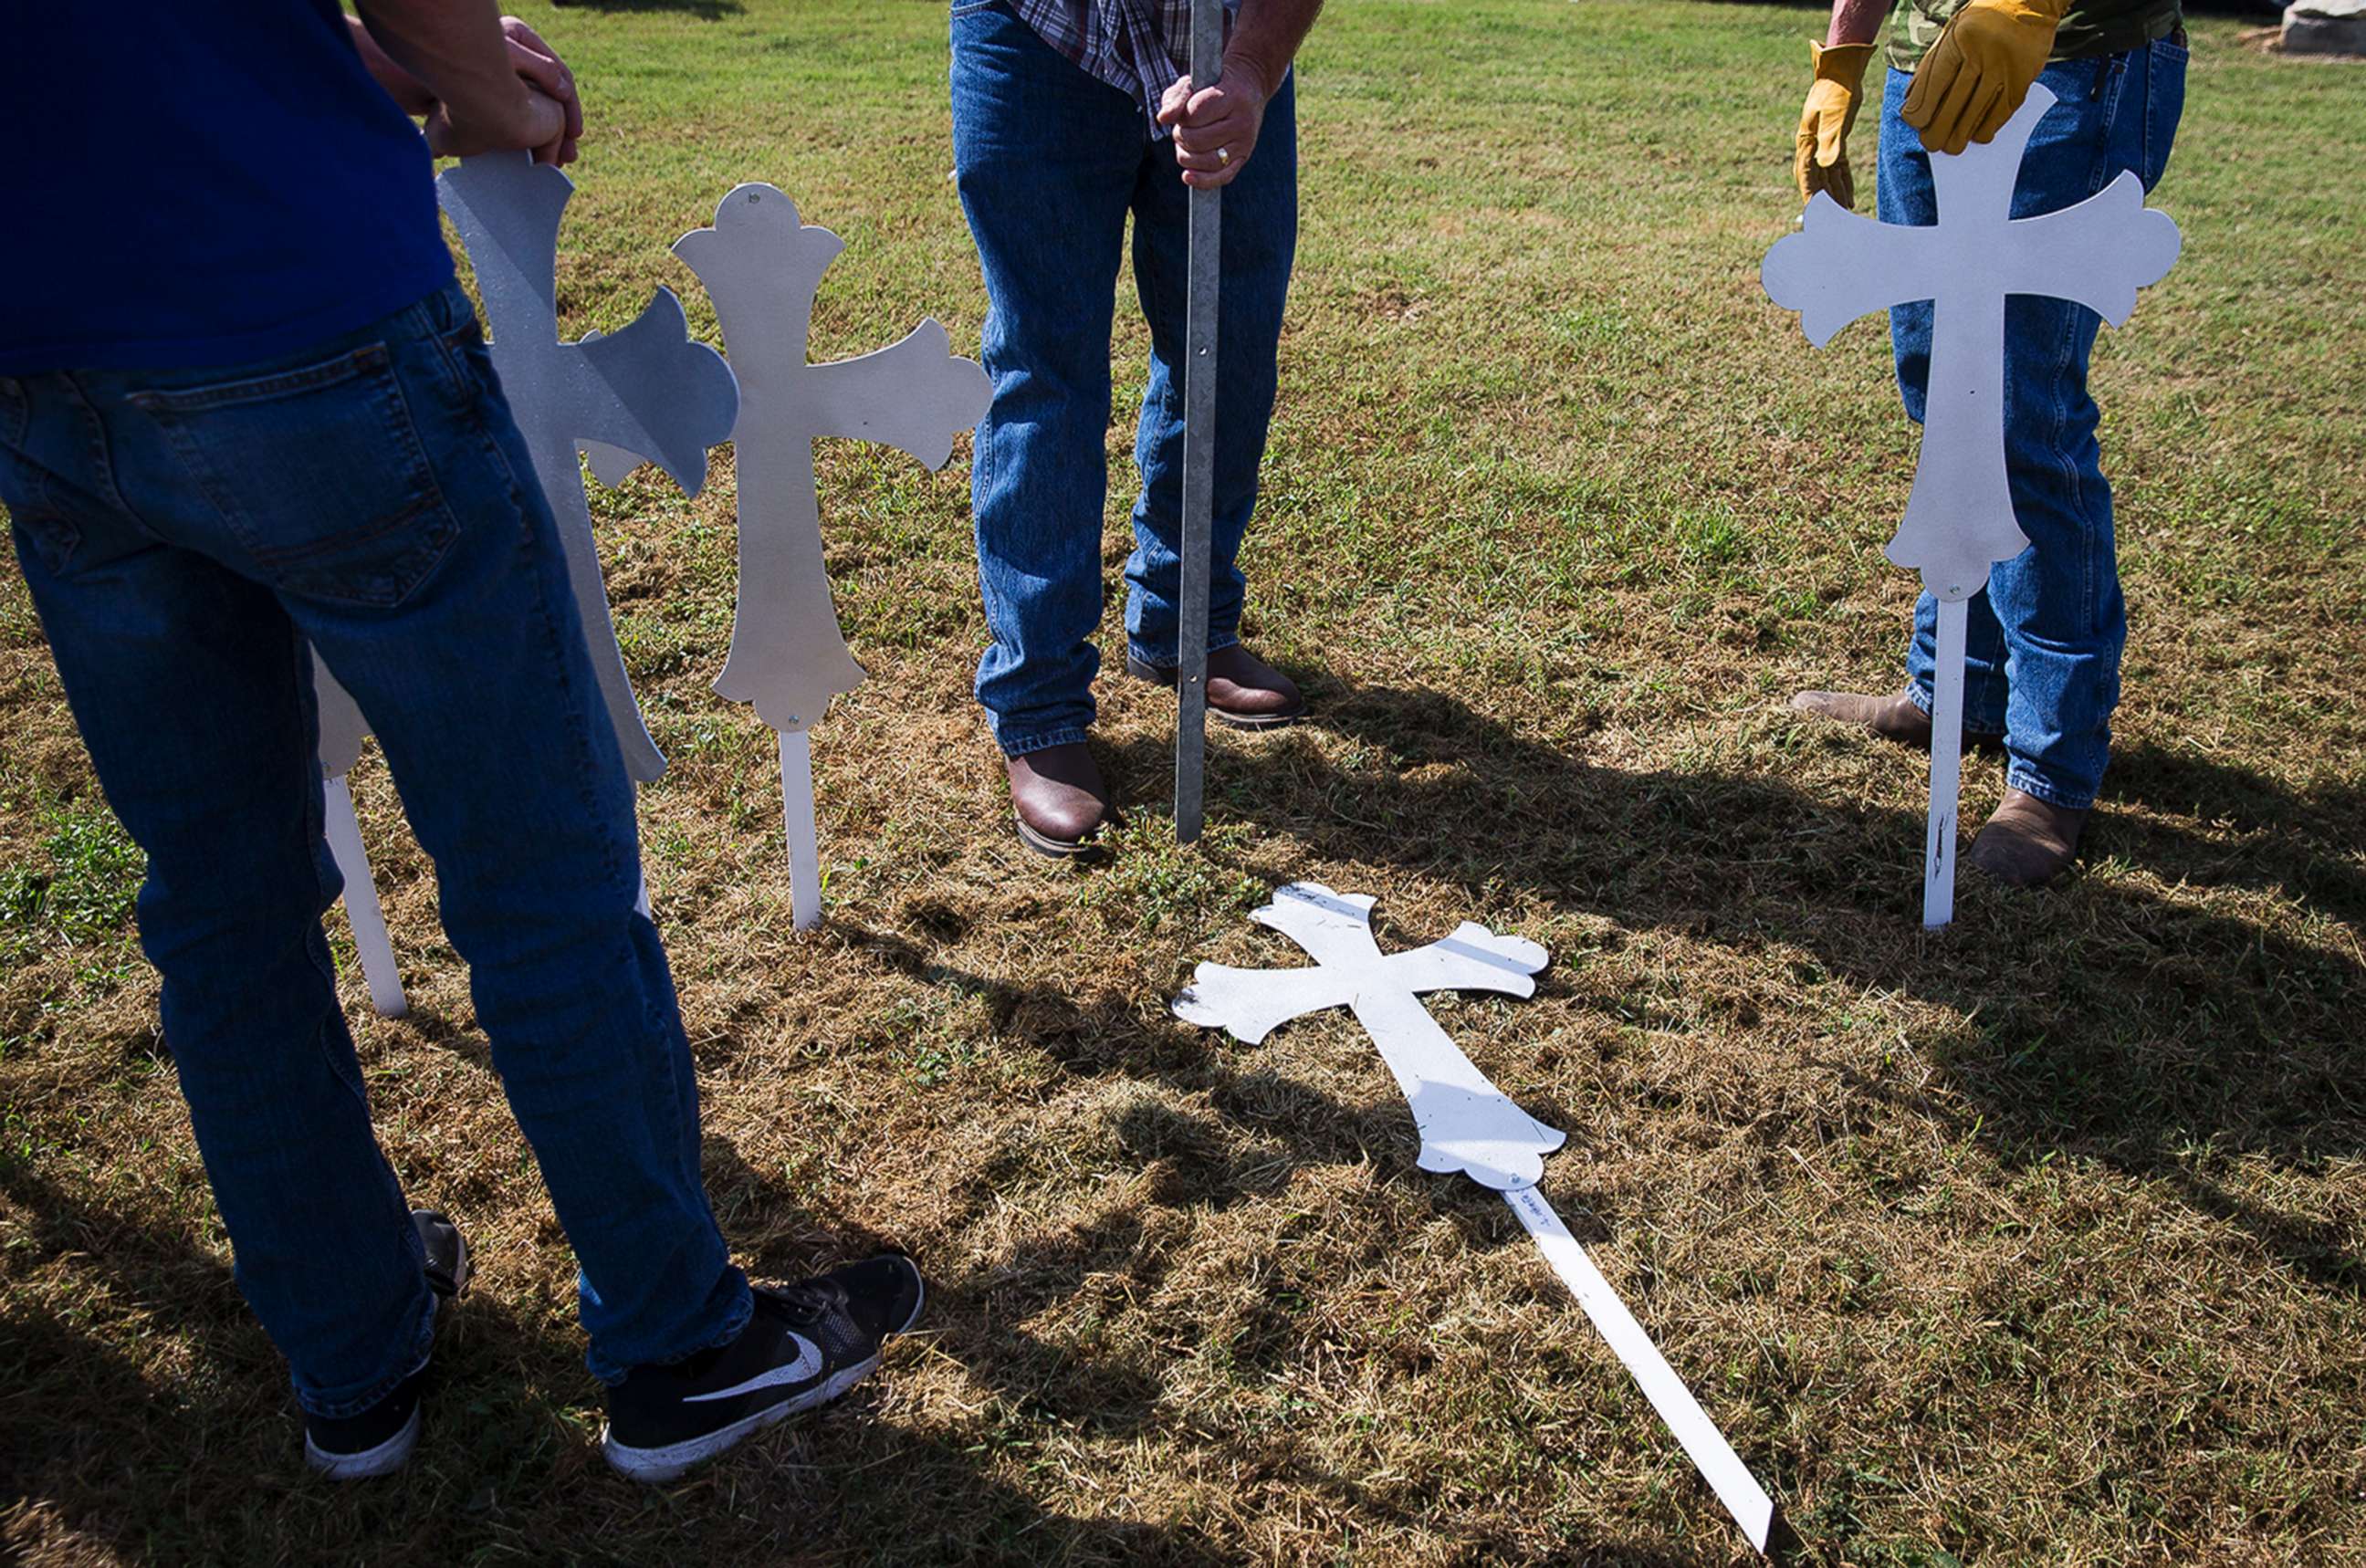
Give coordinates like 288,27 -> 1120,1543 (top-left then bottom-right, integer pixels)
1902,0 -> 2068,157
1795,40 -> 1878,209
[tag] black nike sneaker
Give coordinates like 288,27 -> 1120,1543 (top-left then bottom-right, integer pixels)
602,1254 -> 926,1483
303,1209 -> 472,1479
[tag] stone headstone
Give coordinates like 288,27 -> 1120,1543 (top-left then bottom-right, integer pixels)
2286,0 -> 2366,56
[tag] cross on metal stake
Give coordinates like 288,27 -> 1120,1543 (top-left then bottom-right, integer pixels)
437,153 -> 741,787
1175,884 -> 1777,1552
1175,0 -> 1224,845
673,184 -> 989,930
307,157 -> 738,1009
1762,87 -> 2179,926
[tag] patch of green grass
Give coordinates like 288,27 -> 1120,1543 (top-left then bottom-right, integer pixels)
0,799 -> 143,966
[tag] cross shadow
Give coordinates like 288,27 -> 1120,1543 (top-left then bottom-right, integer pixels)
1087,679 -> 2366,1300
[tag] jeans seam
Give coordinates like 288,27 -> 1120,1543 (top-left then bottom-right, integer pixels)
1129,172 -> 1184,661
2005,766 -> 2091,813
304,1299 -> 436,1420
999,724 -> 1093,759
59,373 -> 148,538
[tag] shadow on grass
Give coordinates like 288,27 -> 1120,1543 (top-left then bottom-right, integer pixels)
1093,680 -> 2365,1298
0,1152 -> 1259,1564
0,1150 -> 1704,1565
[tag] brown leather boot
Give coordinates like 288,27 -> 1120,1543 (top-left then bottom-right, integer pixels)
1007,743 -> 1118,859
1790,688 -> 1935,748
1966,789 -> 2088,888
1129,645 -> 1306,729
1790,687 -> 2010,756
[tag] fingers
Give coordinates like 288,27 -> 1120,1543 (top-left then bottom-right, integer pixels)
1173,117 -> 1252,164
423,104 -> 458,160
1180,159 -> 1246,190
1908,45 -> 1981,155
1156,75 -> 1195,127
1161,77 -> 1261,134
517,84 -> 568,164
1796,134 -> 1855,209
503,17 -> 585,148
1814,108 -> 1848,170
1901,40 -> 1956,131
1966,77 -> 2018,146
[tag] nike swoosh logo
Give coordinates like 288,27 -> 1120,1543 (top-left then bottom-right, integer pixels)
682,1333 -> 825,1403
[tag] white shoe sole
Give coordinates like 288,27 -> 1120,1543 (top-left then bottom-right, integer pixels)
305,1405 -> 422,1479
600,1354 -> 882,1483
600,1273 -> 925,1485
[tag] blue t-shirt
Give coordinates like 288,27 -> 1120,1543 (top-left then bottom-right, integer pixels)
1,3 -> 456,374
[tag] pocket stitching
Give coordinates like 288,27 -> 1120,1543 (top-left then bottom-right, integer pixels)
132,345 -> 460,609
130,343 -> 392,414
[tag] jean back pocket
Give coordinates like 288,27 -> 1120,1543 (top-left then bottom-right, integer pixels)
130,343 -> 458,609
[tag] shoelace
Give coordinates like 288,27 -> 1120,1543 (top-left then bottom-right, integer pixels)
759,1280 -> 843,1327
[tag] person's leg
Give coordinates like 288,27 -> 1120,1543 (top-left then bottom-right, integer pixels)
950,1 -> 1143,759
1878,68 -> 2009,738
0,374 -> 433,1422
1122,72 -> 1299,674
78,285 -> 750,1384
1981,42 -> 2185,813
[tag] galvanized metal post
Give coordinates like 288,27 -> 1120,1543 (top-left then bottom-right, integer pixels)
1175,0 -> 1223,845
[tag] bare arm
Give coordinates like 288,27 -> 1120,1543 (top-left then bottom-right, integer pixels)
1157,0 -> 1325,189
352,0 -> 571,161
349,15 -> 437,114
1826,0 -> 1891,47
1225,0 -> 1325,100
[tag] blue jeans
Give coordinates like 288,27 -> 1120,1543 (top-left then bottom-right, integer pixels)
950,0 -> 1298,757
0,283 -> 749,1415
1880,38 -> 2185,811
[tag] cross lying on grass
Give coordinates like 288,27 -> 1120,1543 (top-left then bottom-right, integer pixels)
1762,86 -> 2180,925
1175,883 -> 1777,1553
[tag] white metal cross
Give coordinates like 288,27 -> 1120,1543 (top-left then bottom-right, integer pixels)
312,155 -> 738,1014
673,184 -> 990,931
1175,883 -> 1776,1552
1762,86 -> 2180,925
438,153 -> 742,788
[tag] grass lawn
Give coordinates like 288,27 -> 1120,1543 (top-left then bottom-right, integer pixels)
5,1 -> 2362,1562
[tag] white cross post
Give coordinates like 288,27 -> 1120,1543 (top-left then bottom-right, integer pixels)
1175,883 -> 1777,1553
673,185 -> 990,932
313,658 -> 405,1019
1761,86 -> 2180,926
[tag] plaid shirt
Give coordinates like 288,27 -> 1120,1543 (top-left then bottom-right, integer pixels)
1006,0 -> 1238,135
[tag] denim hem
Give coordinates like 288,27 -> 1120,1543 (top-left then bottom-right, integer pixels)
1124,631 -> 1241,674
997,724 -> 1094,760
585,1277 -> 754,1386
2004,767 -> 2096,814
298,1291 -> 437,1420
1902,681 -> 2007,738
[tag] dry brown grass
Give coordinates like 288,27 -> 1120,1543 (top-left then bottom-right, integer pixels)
5,3 -> 2364,1563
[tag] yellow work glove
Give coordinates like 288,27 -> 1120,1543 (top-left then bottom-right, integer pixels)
1795,40 -> 1878,209
1902,0 -> 2068,157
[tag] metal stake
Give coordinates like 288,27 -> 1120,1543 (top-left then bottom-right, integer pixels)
1175,0 -> 1223,844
